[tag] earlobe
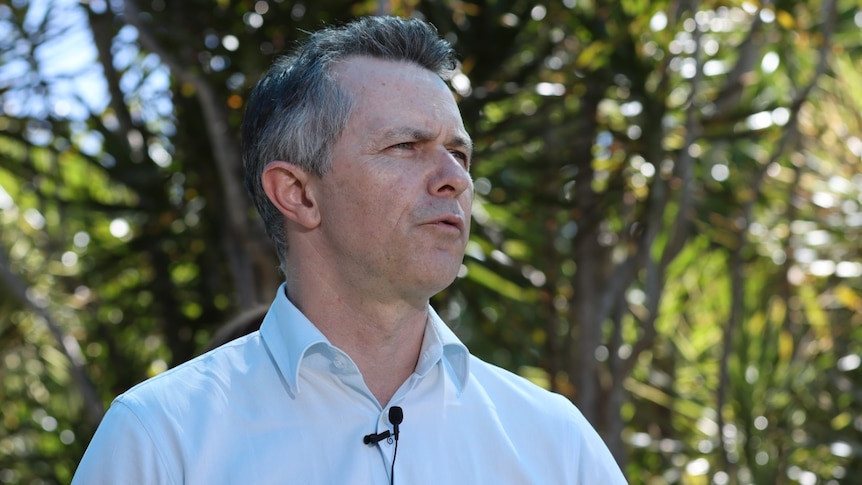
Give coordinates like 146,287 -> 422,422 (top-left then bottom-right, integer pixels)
261,161 -> 321,229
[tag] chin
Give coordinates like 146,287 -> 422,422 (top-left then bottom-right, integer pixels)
400,255 -> 463,295
398,272 -> 457,300
423,271 -> 461,297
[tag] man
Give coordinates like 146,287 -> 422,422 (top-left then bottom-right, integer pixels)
73,16 -> 627,484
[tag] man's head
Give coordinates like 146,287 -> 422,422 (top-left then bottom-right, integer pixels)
242,16 -> 459,270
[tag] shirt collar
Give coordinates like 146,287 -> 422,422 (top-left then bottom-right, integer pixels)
259,284 -> 471,395
259,285 -> 330,396
420,305 -> 470,392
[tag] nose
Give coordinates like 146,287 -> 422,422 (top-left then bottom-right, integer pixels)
429,149 -> 472,198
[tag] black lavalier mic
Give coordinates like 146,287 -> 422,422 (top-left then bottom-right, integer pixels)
389,406 -> 403,440
362,406 -> 404,445
388,406 -> 403,485
363,406 -> 404,484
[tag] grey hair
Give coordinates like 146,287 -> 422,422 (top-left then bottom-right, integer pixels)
241,16 -> 458,272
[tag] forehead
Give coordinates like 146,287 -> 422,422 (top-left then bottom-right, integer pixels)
332,57 -> 465,130
333,56 -> 448,93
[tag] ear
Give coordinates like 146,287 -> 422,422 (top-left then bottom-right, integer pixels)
261,161 -> 321,229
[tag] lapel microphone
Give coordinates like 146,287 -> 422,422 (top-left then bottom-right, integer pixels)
362,406 -> 404,444
389,406 -> 403,440
362,406 -> 404,485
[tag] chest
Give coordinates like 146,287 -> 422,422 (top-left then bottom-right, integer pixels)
170,368 -> 571,484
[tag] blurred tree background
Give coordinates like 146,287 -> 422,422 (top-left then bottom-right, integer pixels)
1,0 -> 860,483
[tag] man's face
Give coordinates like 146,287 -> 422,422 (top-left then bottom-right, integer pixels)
312,56 -> 473,304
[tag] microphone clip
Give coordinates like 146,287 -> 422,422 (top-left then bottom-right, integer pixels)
363,430 -> 392,445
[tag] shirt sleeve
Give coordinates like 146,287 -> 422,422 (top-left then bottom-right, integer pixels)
71,399 -> 176,485
565,400 -> 629,484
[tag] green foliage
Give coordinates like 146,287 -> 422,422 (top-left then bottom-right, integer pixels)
2,0 -> 861,483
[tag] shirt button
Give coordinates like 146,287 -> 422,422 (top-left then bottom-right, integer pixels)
333,357 -> 345,369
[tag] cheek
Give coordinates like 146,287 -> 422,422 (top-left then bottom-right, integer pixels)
334,166 -> 423,233
347,176 -> 410,230
460,189 -> 473,214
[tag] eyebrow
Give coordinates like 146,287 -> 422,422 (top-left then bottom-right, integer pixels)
379,127 -> 473,155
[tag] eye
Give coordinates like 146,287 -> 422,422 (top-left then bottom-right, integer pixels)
390,142 -> 416,150
450,150 -> 470,167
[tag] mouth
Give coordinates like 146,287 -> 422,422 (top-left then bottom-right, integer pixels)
427,215 -> 464,232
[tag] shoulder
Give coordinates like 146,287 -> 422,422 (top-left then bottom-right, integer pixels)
464,355 -> 586,436
464,356 -> 628,483
117,332 -> 267,416
73,334 -> 278,484
466,355 -> 571,409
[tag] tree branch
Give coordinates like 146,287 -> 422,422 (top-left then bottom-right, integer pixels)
120,0 -> 278,306
0,242 -> 105,426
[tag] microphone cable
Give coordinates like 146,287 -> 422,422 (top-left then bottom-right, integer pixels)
388,406 -> 403,485
362,406 -> 404,485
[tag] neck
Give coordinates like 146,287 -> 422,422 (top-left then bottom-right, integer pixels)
285,263 -> 429,406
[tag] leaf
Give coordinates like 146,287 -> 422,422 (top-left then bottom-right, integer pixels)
464,261 -> 538,303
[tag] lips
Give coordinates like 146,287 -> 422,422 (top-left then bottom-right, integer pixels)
425,214 -> 464,232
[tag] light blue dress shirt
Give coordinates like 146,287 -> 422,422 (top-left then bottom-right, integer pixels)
72,285 -> 627,484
